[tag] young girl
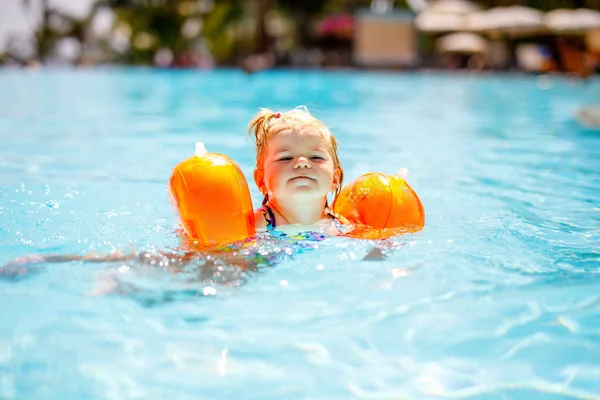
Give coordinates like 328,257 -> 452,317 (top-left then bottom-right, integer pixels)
248,106 -> 347,236
2,107 -> 381,276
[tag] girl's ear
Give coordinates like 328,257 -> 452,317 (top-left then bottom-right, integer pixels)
254,168 -> 266,194
332,168 -> 341,191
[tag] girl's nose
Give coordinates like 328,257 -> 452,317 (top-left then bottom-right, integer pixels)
293,156 -> 311,169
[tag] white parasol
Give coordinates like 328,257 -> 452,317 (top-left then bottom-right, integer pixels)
436,31 -> 488,53
544,8 -> 600,35
466,6 -> 545,37
414,0 -> 482,33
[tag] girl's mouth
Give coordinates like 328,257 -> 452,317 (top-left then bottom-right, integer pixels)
290,175 -> 315,181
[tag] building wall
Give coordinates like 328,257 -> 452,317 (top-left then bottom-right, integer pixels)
353,10 -> 419,67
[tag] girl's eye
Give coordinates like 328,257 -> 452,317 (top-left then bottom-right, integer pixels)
310,156 -> 325,160
277,156 -> 292,161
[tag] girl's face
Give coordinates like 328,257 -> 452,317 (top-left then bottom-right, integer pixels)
256,129 -> 339,204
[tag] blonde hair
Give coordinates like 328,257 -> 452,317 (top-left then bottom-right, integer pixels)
248,106 -> 344,205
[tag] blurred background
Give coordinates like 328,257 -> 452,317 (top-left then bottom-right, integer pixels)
0,0 -> 599,76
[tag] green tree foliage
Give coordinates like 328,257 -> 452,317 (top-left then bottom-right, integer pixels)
201,0 -> 248,62
102,0 -> 248,65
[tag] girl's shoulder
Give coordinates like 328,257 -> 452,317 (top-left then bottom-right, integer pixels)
254,208 -> 268,230
334,214 -> 351,225
325,208 -> 351,227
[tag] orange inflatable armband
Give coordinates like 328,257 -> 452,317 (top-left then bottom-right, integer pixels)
168,142 -> 256,246
333,172 -> 425,239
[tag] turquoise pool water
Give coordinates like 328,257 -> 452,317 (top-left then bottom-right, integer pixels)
1,69 -> 599,399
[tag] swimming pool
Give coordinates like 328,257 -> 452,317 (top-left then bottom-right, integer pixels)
1,68 -> 599,399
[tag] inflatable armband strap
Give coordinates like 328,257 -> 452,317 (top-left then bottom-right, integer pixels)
168,142 -> 256,246
333,172 -> 425,239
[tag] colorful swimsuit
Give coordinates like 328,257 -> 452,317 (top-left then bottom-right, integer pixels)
257,205 -> 345,240
211,206 -> 350,267
214,206 -> 346,255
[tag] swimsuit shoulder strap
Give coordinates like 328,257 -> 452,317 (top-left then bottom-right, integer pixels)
259,205 -> 277,231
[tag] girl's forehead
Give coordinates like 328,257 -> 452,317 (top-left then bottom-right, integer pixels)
269,129 -> 328,148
